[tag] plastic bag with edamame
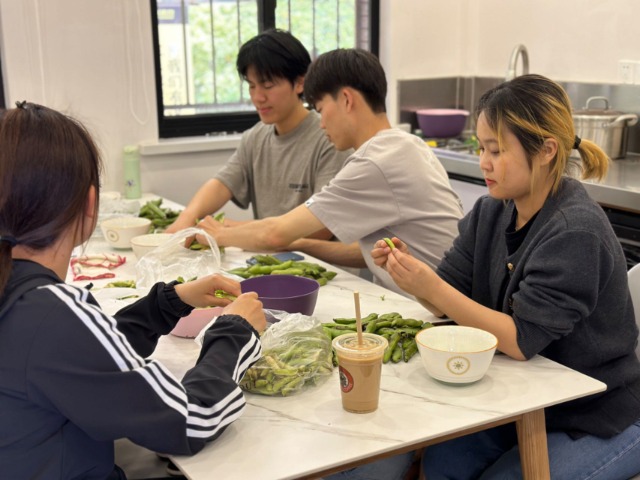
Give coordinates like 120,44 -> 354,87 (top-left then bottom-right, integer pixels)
239,310 -> 333,396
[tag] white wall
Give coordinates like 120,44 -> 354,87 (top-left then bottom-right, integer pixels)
1,0 -> 638,205
380,0 -> 468,123
381,0 -> 640,122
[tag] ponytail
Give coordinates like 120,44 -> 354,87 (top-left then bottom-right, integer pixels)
575,137 -> 609,181
0,242 -> 12,297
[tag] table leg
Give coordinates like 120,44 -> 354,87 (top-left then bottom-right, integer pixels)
516,409 -> 550,480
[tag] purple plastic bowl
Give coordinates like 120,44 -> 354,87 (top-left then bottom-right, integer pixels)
416,109 -> 470,138
240,275 -> 320,316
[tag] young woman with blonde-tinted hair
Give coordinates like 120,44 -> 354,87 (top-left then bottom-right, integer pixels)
368,74 -> 640,479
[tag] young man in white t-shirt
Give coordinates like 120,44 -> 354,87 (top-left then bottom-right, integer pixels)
167,29 -> 347,233
198,49 -> 463,295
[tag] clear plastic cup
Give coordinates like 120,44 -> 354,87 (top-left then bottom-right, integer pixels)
332,333 -> 388,413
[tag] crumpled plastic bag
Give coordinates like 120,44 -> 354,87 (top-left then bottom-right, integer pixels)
135,227 -> 221,290
239,310 -> 333,396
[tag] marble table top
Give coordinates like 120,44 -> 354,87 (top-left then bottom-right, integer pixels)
73,208 -> 606,480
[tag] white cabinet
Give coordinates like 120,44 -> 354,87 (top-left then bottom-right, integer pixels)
449,178 -> 487,215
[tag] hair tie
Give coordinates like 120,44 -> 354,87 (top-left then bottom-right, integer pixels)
0,235 -> 18,248
573,135 -> 581,150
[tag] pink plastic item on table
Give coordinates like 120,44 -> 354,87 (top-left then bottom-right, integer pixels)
171,306 -> 224,338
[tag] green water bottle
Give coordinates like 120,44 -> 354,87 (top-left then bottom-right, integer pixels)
123,145 -> 142,199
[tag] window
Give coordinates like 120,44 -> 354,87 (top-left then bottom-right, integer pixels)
150,0 -> 379,138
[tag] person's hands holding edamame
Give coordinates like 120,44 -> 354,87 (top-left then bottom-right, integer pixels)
164,210 -> 198,233
222,292 -> 267,334
371,236 -> 408,269
174,274 -> 241,308
383,246 -> 439,300
174,274 -> 267,333
197,214 -> 225,234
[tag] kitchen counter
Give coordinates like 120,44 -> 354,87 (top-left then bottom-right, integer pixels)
434,149 -> 640,214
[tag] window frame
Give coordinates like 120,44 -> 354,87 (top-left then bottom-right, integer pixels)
150,0 -> 380,138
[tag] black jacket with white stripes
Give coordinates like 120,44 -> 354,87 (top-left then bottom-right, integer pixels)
0,259 -> 262,479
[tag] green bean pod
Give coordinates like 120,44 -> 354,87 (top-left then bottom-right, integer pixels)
391,343 -> 404,363
365,320 -> 378,333
403,340 -> 419,362
333,317 -> 357,325
392,318 -> 424,328
271,268 -> 306,276
383,332 -> 401,364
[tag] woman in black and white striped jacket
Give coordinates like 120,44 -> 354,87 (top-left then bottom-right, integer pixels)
0,102 -> 266,480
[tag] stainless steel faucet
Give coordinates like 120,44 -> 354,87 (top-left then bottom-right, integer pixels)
505,44 -> 529,81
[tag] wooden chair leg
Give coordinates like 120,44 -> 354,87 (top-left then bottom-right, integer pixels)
404,448 -> 424,480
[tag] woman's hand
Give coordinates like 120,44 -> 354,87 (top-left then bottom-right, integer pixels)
222,292 -> 267,333
384,248 -> 439,300
174,274 -> 266,333
174,274 -> 242,308
371,236 -> 408,268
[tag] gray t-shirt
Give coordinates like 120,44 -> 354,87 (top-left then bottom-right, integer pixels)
306,128 -> 463,295
214,111 -> 348,219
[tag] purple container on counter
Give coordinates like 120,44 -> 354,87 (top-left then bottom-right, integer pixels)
416,109 -> 470,138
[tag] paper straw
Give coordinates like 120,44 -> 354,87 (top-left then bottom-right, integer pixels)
354,291 -> 363,345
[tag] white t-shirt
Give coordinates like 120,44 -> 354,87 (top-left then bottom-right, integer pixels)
215,111 -> 349,219
306,128 -> 464,295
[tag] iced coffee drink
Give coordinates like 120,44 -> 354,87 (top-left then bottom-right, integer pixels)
332,333 -> 388,413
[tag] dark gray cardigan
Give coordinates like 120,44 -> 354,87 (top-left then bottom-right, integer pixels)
437,177 -> 640,438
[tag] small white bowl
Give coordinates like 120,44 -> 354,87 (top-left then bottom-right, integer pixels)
100,217 -> 152,249
130,233 -> 173,258
416,325 -> 497,384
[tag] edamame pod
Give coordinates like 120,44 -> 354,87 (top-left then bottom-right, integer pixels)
383,332 -> 401,363
391,343 -> 404,363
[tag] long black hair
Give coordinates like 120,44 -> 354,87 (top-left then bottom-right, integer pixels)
0,102 -> 102,294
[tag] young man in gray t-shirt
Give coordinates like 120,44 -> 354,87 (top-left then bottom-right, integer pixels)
167,29 -> 347,233
198,49 -> 463,296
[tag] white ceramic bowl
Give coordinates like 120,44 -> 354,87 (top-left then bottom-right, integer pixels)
415,325 -> 498,384
100,216 -> 152,249
130,233 -> 173,258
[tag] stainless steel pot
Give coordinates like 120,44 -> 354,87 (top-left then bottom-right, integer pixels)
572,96 -> 638,159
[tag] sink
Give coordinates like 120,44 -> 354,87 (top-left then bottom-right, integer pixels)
431,147 -> 482,182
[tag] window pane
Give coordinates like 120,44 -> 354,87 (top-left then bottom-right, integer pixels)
156,0 -> 258,118
276,0 -> 361,57
152,0 -> 377,137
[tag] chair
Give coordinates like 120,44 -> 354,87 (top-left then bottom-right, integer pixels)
629,263 -> 640,357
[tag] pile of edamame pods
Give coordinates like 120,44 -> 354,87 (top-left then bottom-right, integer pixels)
228,254 -> 338,286
323,312 -> 433,364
